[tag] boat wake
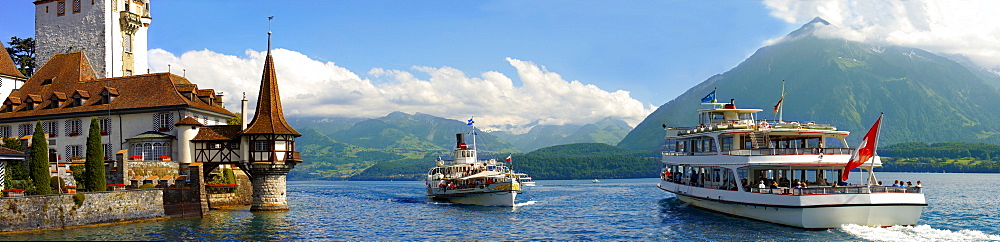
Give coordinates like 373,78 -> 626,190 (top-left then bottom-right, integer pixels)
839,224 -> 1000,241
514,201 -> 537,207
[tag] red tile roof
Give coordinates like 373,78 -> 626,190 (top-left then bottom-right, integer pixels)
243,54 -> 299,136
0,146 -> 25,155
193,125 -> 242,141
0,52 -> 234,120
175,116 -> 203,126
0,42 -> 26,79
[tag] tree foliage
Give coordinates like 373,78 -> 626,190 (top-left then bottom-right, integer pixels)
85,117 -> 107,191
5,36 -> 35,77
878,142 -> 1000,173
29,121 -> 51,194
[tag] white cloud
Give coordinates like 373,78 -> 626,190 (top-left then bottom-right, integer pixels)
763,0 -> 1000,69
148,49 -> 655,130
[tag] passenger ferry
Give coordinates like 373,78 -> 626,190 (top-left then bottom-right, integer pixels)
513,173 -> 536,186
426,133 -> 521,206
657,99 -> 925,229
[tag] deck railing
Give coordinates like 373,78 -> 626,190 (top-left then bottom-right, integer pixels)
748,186 -> 921,195
663,148 -> 852,156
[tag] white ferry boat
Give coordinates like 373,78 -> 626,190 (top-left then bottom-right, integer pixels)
657,98 -> 925,229
513,173 -> 536,186
426,133 -> 521,206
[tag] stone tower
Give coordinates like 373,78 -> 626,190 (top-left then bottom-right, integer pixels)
242,30 -> 301,212
34,0 -> 151,78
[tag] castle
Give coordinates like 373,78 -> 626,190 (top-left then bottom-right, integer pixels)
0,0 -> 300,212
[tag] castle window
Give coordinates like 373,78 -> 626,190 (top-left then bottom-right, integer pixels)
99,117 -> 112,135
65,145 -> 83,161
65,119 -> 82,136
58,1 -> 66,16
153,113 -> 173,131
124,34 -> 132,53
103,144 -> 113,160
73,0 -> 81,13
133,142 -> 169,161
254,141 -> 269,151
18,123 -> 33,137
0,125 -> 11,138
42,121 -> 59,137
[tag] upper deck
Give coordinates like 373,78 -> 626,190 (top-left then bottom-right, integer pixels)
662,101 -> 854,163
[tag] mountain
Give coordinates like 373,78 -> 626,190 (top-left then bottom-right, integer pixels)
290,127 -> 406,180
492,117 -> 632,152
619,17 -> 1000,151
329,112 -> 520,154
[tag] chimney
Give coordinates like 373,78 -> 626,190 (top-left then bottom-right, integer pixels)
456,133 -> 464,149
241,92 -> 248,130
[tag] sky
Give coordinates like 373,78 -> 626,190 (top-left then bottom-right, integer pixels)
3,0 -> 999,131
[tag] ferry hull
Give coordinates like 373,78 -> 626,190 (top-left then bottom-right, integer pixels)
429,190 -> 517,206
661,184 -> 924,229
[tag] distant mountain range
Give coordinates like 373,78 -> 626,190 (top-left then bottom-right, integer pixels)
286,112 -> 633,180
619,17 -> 1000,152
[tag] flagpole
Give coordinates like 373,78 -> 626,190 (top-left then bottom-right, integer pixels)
867,113 -> 884,187
779,80 -> 785,123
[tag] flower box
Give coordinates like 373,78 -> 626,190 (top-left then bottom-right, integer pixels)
2,189 -> 24,197
158,127 -> 170,131
100,131 -> 109,135
159,156 -> 171,161
130,155 -> 142,161
69,132 -> 80,136
107,184 -> 126,191
71,157 -> 85,163
62,186 -> 77,193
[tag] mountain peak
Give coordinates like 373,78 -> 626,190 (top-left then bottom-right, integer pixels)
785,16 -> 833,39
806,17 -> 830,26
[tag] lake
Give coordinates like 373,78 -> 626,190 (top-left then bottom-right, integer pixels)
2,172 -> 998,241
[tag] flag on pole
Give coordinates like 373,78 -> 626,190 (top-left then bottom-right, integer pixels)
701,90 -> 716,103
842,114 -> 883,181
773,96 -> 783,113
467,118 -> 474,126
505,155 -> 512,162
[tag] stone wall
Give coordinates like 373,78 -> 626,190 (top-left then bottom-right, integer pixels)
0,190 -> 164,232
207,170 -> 252,208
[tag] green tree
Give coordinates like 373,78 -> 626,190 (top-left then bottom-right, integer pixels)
29,121 -> 51,194
85,117 -> 106,191
5,36 -> 35,77
226,113 -> 242,125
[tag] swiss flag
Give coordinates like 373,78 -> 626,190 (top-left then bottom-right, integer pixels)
842,114 -> 882,181
505,155 -> 512,162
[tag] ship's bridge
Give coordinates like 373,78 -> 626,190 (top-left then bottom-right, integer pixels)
697,106 -> 762,128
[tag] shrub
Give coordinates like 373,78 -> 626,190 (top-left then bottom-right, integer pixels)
72,193 -> 86,207
70,164 -> 86,190
139,183 -> 156,189
49,176 -> 65,192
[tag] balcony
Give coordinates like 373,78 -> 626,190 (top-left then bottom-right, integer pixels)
119,11 -> 142,34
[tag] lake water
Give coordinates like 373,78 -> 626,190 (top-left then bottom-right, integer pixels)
3,172 -> 998,241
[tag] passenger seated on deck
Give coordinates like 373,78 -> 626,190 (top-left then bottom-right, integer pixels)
758,181 -> 766,189
794,182 -> 803,189
770,181 -> 779,189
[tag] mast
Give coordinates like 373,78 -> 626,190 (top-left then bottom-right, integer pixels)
867,113 -> 884,187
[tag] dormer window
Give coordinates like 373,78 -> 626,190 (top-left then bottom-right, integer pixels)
100,87 -> 120,104
3,97 -> 21,112
49,92 -> 67,109
24,95 -> 42,111
42,79 -> 53,85
71,90 -> 90,107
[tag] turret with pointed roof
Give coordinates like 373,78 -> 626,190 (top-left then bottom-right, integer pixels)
242,33 -> 299,137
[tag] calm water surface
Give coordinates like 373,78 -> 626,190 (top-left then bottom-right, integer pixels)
3,172 -> 998,241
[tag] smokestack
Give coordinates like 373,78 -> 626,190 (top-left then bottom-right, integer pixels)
456,133 -> 464,148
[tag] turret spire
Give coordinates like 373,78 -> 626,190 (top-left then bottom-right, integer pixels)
267,16 -> 274,56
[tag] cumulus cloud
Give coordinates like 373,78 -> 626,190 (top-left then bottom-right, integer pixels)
763,0 -> 1000,69
148,49 -> 655,130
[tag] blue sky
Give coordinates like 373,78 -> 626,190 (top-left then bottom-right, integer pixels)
3,1 -> 998,131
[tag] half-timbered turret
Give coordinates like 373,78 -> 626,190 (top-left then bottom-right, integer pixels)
241,30 -> 301,212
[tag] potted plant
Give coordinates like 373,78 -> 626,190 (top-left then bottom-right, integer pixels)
70,156 -> 85,163
106,184 -> 126,191
159,156 -> 171,161
130,155 -> 142,161
2,188 -> 25,197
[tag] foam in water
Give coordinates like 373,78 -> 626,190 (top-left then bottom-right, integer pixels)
840,224 -> 1000,241
514,201 -> 537,207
